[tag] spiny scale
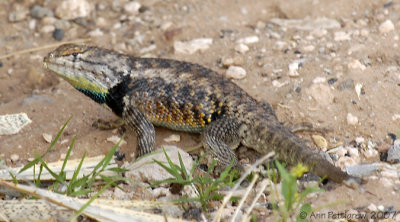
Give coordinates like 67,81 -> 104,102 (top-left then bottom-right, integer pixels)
43,44 -> 359,184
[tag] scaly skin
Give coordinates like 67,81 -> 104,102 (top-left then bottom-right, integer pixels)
43,44 -> 356,183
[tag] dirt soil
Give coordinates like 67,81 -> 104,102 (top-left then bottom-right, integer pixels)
1,0 -> 400,221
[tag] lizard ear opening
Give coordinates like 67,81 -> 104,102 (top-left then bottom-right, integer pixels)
76,87 -> 107,104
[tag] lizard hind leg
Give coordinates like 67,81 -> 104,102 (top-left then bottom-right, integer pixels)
202,118 -> 241,167
122,105 -> 155,157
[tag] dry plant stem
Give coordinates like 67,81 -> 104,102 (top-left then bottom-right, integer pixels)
0,38 -> 91,60
241,179 -> 270,222
231,173 -> 259,222
212,151 -> 275,222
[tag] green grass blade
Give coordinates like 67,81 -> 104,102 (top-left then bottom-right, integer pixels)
61,135 -> 77,173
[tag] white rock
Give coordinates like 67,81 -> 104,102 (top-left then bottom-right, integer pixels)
28,20 -> 36,30
55,0 -> 93,20
40,25 -> 55,33
288,61 -> 300,77
306,83 -> 334,106
335,156 -> 357,169
302,45 -> 315,52
173,38 -> 213,54
226,66 -> 246,79
106,135 -> 127,146
10,154 -> 19,162
367,203 -> 377,212
348,59 -> 366,70
360,29 -> 369,37
333,146 -> 348,157
310,29 -> 328,37
124,1 -> 141,14
363,149 -> 379,161
235,43 -> 249,54
270,17 -> 340,30
8,5 -> 28,22
312,77 -> 326,84
272,80 -> 289,88
0,113 -> 32,135
88,28 -> 104,37
334,31 -> 351,41
379,20 -> 394,34
125,146 -> 193,183
347,147 -> 360,158
388,143 -> 400,163
346,113 -> 358,125
273,41 -> 287,50
164,134 -> 180,143
152,187 -> 170,198
42,133 -> 52,143
236,36 -> 259,44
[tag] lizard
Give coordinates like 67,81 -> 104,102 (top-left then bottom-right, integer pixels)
43,44 -> 358,184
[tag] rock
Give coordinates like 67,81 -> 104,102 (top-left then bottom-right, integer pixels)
346,164 -> 377,178
106,135 -> 127,146
336,79 -> 354,91
8,5 -> 28,22
40,25 -> 55,33
363,149 -> 379,161
387,143 -> 400,163
311,135 -> 328,150
235,43 -> 249,54
348,59 -> 366,70
87,28 -> 104,37
0,113 -> 32,135
346,113 -> 358,125
288,60 -> 301,77
125,146 -> 193,183
124,1 -> 141,14
174,38 -> 213,54
306,83 -> 334,106
273,41 -> 287,50
52,28 -> 64,41
334,31 -> 351,41
30,5 -> 54,19
367,203 -> 378,212
42,133 -> 53,143
379,20 -> 394,34
236,36 -> 259,44
336,156 -> 357,169
221,57 -> 243,67
55,0 -> 93,20
164,134 -> 180,143
10,154 -> 19,162
269,17 -> 340,30
302,45 -> 315,52
380,177 -> 394,188
272,80 -> 289,88
226,66 -> 246,79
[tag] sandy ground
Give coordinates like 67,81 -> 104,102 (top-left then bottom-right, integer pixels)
1,0 -> 400,221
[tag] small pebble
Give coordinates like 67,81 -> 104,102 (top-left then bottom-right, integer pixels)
30,5 -> 54,19
327,77 -> 338,85
380,177 -> 394,188
124,1 -> 141,14
235,43 -> 249,54
88,28 -> 104,37
8,9 -> 28,22
288,61 -> 300,77
164,134 -> 181,143
42,133 -> 53,143
273,41 -> 287,50
346,113 -> 358,125
348,59 -> 366,70
379,20 -> 394,34
236,36 -> 259,44
106,135 -> 127,146
0,61 -> 3,67
272,80 -> 288,88
387,143 -> 400,163
40,25 -> 55,33
55,0 -> 93,20
311,135 -> 328,149
377,205 -> 385,211
10,154 -> 19,162
174,38 -> 213,54
334,31 -> 351,41
52,28 -> 64,41
226,66 -> 246,79
337,79 -> 354,91
367,203 -> 377,212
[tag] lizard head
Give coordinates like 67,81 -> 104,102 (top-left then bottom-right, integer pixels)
43,44 -> 121,104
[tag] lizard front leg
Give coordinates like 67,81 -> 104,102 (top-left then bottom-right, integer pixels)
122,105 -> 155,157
202,118 -> 241,167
